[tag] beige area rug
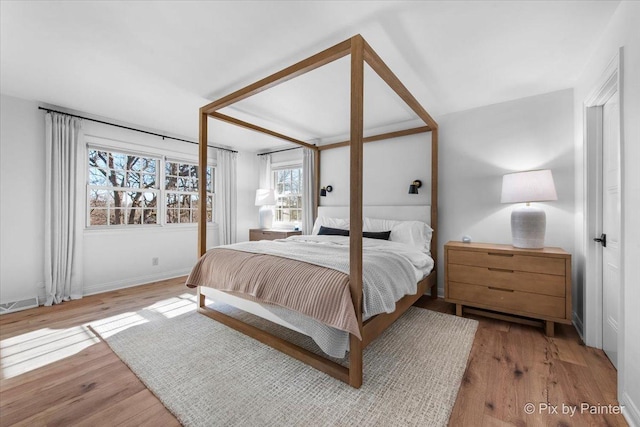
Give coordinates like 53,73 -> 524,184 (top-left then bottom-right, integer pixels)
92,295 -> 478,427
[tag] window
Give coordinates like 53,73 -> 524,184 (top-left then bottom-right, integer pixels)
165,161 -> 214,224
273,167 -> 302,225
88,149 -> 160,226
87,148 -> 214,227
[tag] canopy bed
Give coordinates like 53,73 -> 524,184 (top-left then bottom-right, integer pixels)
191,35 -> 438,388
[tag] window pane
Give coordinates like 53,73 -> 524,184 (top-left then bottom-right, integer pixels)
110,208 -> 124,225
89,168 -> 108,186
142,192 -> 157,208
87,149 -> 159,227
127,172 -> 141,188
155,161 -> 213,225
90,209 -> 108,226
143,209 -> 157,224
180,194 -> 190,208
167,209 -> 179,224
89,189 -> 110,208
166,193 -> 177,208
207,167 -> 214,192
179,210 -> 191,223
112,153 -> 127,171
142,173 -> 156,188
166,174 -> 177,190
126,209 -> 140,225
272,167 -> 303,225
177,178 -> 188,191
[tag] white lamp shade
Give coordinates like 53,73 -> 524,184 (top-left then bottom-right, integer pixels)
501,169 -> 558,204
255,189 -> 276,206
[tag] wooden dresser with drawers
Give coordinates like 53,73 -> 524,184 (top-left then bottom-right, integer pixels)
444,241 -> 572,336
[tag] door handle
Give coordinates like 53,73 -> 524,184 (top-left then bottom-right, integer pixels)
594,233 -> 607,248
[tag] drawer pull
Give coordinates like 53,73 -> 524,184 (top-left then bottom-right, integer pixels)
488,252 -> 514,257
488,286 -> 514,292
488,267 -> 514,273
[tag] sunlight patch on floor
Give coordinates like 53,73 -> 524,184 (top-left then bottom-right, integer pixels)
145,294 -> 196,319
0,294 -> 198,380
88,311 -> 149,339
1,326 -> 100,379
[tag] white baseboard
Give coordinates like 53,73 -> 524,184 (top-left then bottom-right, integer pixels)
622,392 -> 640,427
82,269 -> 191,297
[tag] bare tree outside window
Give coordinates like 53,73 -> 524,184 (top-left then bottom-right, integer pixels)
165,161 -> 214,224
87,150 -> 214,227
88,150 -> 159,226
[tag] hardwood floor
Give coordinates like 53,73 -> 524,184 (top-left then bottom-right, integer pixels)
0,278 -> 626,426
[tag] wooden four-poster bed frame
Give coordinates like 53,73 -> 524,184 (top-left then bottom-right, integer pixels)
196,35 -> 438,388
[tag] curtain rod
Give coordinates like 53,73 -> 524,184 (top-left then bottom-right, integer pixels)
38,107 -> 238,153
257,146 -> 308,156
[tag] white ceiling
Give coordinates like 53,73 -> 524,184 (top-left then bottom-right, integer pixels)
0,1 -> 619,152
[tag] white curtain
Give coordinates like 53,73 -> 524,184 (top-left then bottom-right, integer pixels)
302,148 -> 316,235
258,154 -> 272,189
44,113 -> 84,305
215,149 -> 238,245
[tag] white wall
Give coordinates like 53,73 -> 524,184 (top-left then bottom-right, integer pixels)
0,93 -> 258,303
79,121 -> 219,296
437,89 -> 575,296
0,95 -> 46,303
319,89 -> 575,300
573,2 -> 640,425
319,134 -> 432,207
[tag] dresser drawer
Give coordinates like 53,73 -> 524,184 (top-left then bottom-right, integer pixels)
448,249 -> 565,276
448,281 -> 565,319
448,264 -> 565,297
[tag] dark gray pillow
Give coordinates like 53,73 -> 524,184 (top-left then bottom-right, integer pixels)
318,226 -> 349,236
363,230 -> 391,240
318,226 -> 391,241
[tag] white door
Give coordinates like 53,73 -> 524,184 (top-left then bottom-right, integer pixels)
601,90 -> 621,368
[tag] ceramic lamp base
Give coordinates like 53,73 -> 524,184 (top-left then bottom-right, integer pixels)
511,205 -> 546,249
258,205 -> 273,229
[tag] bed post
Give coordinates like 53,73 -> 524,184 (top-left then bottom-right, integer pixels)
198,109 -> 208,258
430,127 -> 438,299
348,35 -> 365,389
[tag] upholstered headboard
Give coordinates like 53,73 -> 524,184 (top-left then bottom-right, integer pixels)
317,205 -> 431,226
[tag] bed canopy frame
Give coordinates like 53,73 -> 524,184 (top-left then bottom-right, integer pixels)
197,34 -> 438,388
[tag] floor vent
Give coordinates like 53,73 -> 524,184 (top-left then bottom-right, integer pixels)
0,297 -> 39,315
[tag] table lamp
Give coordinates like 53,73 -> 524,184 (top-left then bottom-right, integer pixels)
255,189 -> 276,229
501,169 -> 557,249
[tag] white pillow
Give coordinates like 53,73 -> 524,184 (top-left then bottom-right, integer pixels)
363,217 -> 433,253
311,216 -> 350,235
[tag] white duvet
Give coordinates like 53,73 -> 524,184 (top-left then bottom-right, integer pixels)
215,235 -> 434,358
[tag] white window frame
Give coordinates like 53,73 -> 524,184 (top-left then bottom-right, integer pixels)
272,164 -> 303,228
164,158 -> 214,226
87,146 -> 161,228
86,144 -> 215,229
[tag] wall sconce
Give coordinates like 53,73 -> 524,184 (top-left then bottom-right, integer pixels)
320,185 -> 333,197
408,180 -> 422,194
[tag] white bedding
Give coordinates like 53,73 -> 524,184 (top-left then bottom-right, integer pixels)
207,235 -> 434,358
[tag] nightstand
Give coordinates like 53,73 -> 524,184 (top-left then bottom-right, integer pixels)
249,229 -> 302,241
444,241 -> 572,336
